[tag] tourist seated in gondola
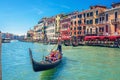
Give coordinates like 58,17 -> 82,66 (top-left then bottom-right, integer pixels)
50,50 -> 61,61
46,49 -> 62,62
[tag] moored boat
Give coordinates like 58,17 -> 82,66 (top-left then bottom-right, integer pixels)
72,42 -> 78,47
64,42 -> 70,46
2,38 -> 11,43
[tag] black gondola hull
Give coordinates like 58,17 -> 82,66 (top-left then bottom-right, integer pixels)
32,60 -> 61,72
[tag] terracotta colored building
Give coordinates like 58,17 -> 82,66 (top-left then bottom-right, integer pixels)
71,5 -> 106,41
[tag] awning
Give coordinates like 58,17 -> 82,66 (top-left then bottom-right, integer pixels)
91,36 -> 100,40
84,36 -> 92,41
116,36 -> 120,39
109,36 -> 117,41
99,36 -> 109,40
84,36 -> 100,41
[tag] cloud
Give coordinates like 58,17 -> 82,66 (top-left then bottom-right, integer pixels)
48,2 -> 70,9
32,8 -> 44,15
60,5 -> 70,9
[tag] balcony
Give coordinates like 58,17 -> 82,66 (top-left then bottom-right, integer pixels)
98,20 -> 110,24
111,18 -> 120,24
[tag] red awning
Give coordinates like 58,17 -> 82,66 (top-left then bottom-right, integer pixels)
84,36 -> 100,41
116,36 -> 120,39
91,36 -> 100,40
109,36 -> 117,41
99,36 -> 109,40
84,36 -> 92,41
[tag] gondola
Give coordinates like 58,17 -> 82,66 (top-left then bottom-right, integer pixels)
72,42 -> 78,47
64,42 -> 70,46
29,44 -> 62,72
108,45 -> 120,48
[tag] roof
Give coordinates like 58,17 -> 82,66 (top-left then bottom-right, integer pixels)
111,2 -> 120,7
90,5 -> 107,9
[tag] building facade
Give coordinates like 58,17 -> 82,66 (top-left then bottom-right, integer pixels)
29,2 -> 120,43
71,5 -> 107,41
60,12 -> 78,41
98,3 -> 120,36
45,17 -> 57,41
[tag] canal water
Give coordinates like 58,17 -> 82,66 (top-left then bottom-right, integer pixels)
2,41 -> 120,80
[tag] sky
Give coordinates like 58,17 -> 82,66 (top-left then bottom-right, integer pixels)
0,0 -> 120,35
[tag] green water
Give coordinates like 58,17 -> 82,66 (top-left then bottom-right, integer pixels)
2,41 -> 120,80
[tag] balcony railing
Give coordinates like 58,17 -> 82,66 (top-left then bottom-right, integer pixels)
111,18 -> 120,24
98,21 -> 110,24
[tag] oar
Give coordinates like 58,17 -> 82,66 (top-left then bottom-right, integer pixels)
29,48 -> 33,64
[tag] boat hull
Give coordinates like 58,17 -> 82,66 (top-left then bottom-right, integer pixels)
32,60 -> 61,72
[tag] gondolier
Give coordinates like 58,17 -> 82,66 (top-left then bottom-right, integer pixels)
57,40 -> 62,54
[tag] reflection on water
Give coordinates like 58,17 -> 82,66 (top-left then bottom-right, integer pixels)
40,57 -> 66,80
40,68 -> 57,80
2,41 -> 120,80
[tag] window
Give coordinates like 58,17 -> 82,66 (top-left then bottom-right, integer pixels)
95,18 -> 98,24
73,16 -> 76,19
102,17 -> 104,21
87,13 -> 89,17
100,17 -> 101,21
83,26 -> 86,30
96,28 -> 98,34
115,24 -> 117,32
71,22 -> 73,25
90,28 -> 92,34
74,27 -> 76,30
78,14 -> 82,18
84,13 -> 86,18
84,19 -> 86,24
78,20 -> 82,24
96,11 -> 98,15
78,26 -> 82,30
99,27 -> 101,32
87,29 -> 89,34
102,27 -> 104,32
74,21 -> 76,25
74,32 -> 76,35
106,14 -> 108,21
106,25 -> 108,32
90,20 -> 93,24
87,20 -> 89,24
99,27 -> 104,32
90,12 -> 93,16
71,28 -> 72,30
78,31 -> 81,34
115,12 -> 118,19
